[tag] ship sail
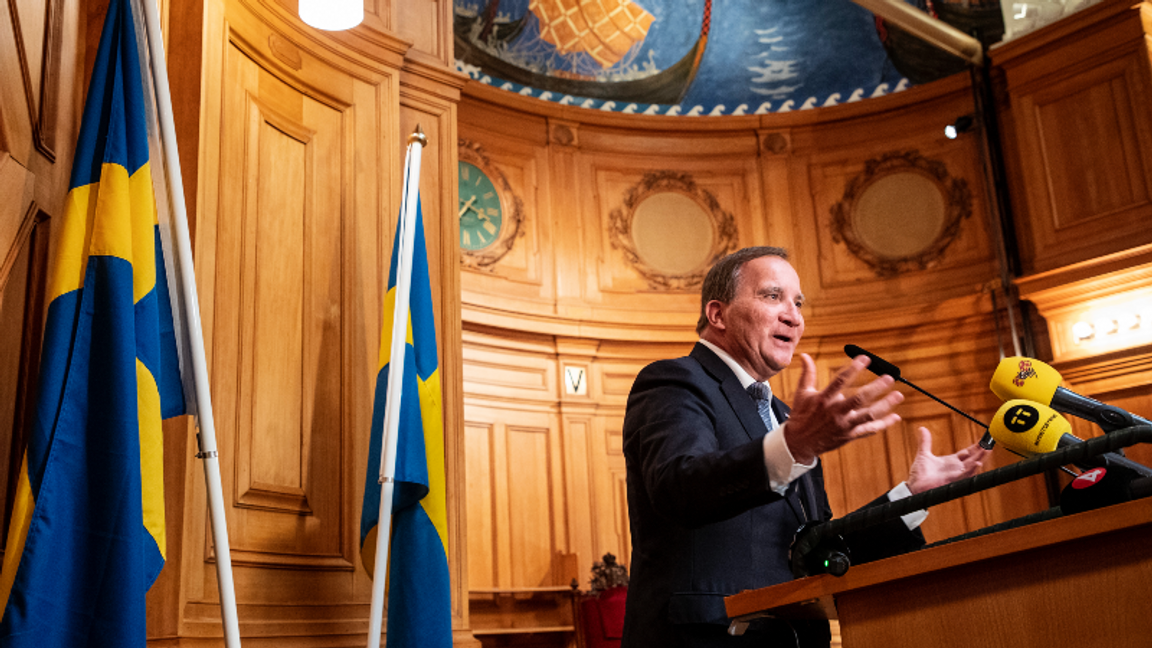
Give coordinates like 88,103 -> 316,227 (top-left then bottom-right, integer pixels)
530,0 -> 655,69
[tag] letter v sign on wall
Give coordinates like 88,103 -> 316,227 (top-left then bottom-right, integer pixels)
564,366 -> 587,396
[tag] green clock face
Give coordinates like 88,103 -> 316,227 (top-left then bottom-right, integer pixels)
458,161 -> 504,251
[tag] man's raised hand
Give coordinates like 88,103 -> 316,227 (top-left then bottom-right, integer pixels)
782,353 -> 905,464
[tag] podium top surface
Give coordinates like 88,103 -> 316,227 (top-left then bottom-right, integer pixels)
724,498 -> 1152,622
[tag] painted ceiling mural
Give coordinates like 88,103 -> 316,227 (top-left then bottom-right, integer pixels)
453,0 -> 923,116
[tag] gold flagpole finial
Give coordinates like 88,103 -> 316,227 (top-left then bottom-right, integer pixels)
408,124 -> 427,148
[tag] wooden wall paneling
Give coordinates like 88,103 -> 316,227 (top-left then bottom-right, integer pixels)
215,34 -> 351,569
177,0 -> 416,641
0,0 -> 76,579
395,0 -> 452,68
1011,55 -> 1152,273
587,154 -> 758,305
464,418 -> 498,590
507,411 -> 559,587
0,0 -> 35,161
459,131 -> 550,294
593,414 -> 629,572
548,120 -> 591,320
756,128 -> 796,253
801,135 -> 997,313
397,58 -> 473,638
0,157 -> 35,260
0,208 -> 48,551
464,403 -> 562,589
559,410 -> 596,578
463,333 -> 558,402
994,0 -> 1152,274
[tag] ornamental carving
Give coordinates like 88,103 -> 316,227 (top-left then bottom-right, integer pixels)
609,170 -> 737,291
830,150 -> 971,277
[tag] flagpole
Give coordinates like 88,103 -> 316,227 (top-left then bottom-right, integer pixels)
367,127 -> 427,648
135,1 -> 241,646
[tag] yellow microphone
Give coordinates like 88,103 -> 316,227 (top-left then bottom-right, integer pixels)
989,399 -> 1152,476
991,357 -> 1151,432
989,400 -> 1072,456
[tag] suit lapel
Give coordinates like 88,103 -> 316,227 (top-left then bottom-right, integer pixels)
690,343 -> 766,443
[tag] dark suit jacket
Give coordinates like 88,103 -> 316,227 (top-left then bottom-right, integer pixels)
620,344 -> 923,647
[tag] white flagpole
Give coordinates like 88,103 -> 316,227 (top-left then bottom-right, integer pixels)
134,1 -> 242,646
366,127 -> 427,648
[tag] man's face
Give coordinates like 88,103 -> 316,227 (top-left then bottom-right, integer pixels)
708,255 -> 805,381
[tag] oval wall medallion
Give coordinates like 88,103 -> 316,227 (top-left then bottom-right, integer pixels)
830,150 -> 971,277
457,139 -> 525,269
609,171 -> 737,290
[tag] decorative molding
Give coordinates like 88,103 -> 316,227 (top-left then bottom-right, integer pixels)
759,131 -> 789,156
35,0 -> 62,160
830,150 -> 971,277
608,170 -> 737,291
268,32 -> 303,70
458,138 -> 525,269
548,119 -> 578,147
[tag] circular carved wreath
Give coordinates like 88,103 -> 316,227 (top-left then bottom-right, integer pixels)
830,150 -> 972,277
609,170 -> 738,291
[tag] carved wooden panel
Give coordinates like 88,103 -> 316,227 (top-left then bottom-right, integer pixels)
592,162 -> 755,298
995,1 -> 1152,275
396,0 -> 452,67
1,0 -> 65,161
213,40 -> 350,568
464,404 -> 561,588
0,0 -> 74,561
806,141 -> 996,303
457,137 -> 544,287
1011,54 -> 1152,272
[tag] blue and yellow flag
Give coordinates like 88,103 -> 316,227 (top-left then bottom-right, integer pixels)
0,0 -> 186,644
359,198 -> 451,647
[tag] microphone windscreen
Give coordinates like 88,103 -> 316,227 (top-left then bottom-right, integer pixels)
989,399 -> 1072,456
843,344 -> 901,379
1059,467 -> 1135,515
990,357 -> 1062,404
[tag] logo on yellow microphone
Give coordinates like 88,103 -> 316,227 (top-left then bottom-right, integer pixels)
1012,359 -> 1038,388
1003,403 -> 1039,433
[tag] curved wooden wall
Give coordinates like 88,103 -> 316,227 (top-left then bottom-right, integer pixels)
457,3 -> 1152,618
2,1 -> 1151,647
457,67 -> 1033,598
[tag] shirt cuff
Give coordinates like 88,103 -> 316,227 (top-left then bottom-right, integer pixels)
888,481 -> 928,529
763,422 -> 817,495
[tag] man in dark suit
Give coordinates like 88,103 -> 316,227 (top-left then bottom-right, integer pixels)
621,247 -> 988,647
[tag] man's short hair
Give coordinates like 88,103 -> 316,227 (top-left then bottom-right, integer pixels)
696,246 -> 789,334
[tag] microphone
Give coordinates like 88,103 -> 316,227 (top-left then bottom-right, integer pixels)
988,400 -> 1152,476
990,356 -> 1152,432
845,344 -> 996,449
1059,466 -> 1152,515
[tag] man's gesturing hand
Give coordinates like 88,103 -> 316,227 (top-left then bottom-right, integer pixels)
907,427 -> 989,494
782,353 -> 905,465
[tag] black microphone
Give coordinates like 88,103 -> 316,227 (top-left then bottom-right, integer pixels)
990,356 -> 1152,432
1059,466 -> 1152,515
845,344 -> 996,450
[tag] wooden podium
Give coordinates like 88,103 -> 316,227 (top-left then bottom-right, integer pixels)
725,498 -> 1152,647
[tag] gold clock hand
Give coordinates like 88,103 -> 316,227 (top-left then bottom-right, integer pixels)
468,203 -> 490,221
458,195 -> 477,218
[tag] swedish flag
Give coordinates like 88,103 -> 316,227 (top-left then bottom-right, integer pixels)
359,198 -> 451,647
0,0 -> 186,644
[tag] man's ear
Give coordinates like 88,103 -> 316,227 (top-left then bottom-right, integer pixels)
704,300 -> 726,331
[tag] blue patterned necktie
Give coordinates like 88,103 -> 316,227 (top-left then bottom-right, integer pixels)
746,382 -> 775,431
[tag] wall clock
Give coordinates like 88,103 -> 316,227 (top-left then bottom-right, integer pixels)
458,160 -> 503,251
457,139 -> 524,268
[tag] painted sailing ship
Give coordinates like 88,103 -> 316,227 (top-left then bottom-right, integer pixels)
455,0 -> 712,105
